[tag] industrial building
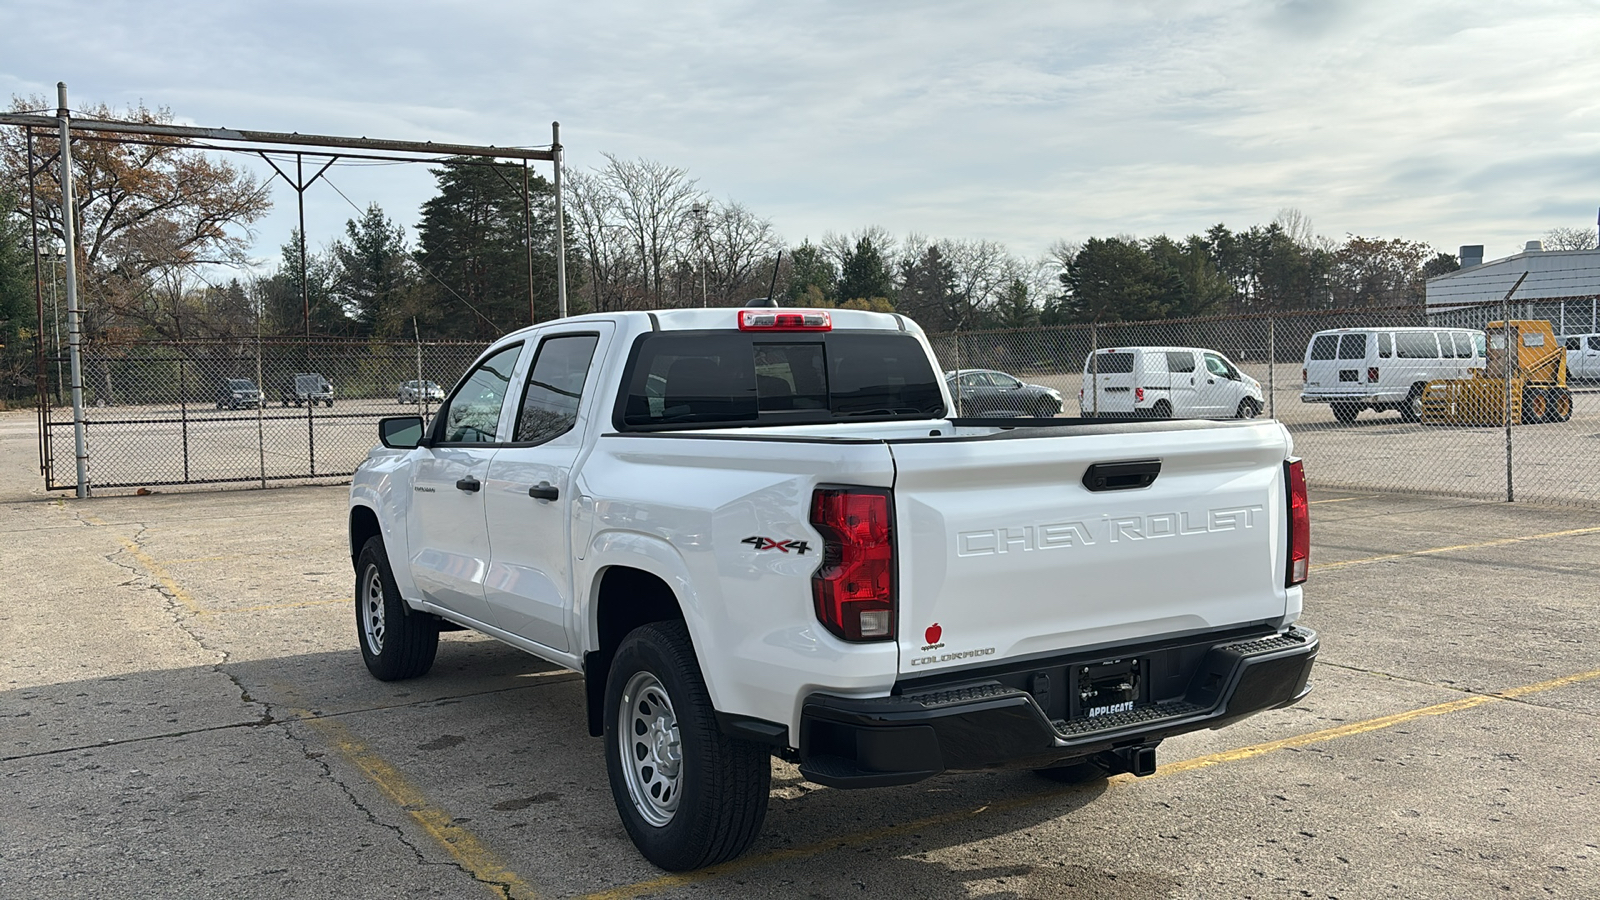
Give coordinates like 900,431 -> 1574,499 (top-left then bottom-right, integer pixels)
1427,242 -> 1600,334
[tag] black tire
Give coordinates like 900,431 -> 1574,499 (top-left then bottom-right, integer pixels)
1548,387 -> 1574,423
1398,384 -> 1425,423
1235,398 -> 1261,419
355,536 -> 439,681
1033,757 -> 1113,784
1332,402 -> 1360,424
604,620 -> 770,871
1521,387 -> 1548,425
1151,400 -> 1172,419
326,399 -> 335,408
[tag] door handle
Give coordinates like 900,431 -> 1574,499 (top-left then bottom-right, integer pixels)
455,476 -> 481,493
528,482 -> 560,501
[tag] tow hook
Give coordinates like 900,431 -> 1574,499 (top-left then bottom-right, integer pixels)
1096,743 -> 1158,777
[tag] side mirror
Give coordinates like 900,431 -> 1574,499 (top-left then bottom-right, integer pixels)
379,416 -> 425,449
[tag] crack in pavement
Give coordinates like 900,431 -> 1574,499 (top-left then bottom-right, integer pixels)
1321,660 -> 1600,717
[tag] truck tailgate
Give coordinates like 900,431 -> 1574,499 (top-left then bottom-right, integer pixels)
888,422 -> 1292,676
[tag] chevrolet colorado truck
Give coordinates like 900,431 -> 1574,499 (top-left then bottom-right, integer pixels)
348,307 -> 1316,871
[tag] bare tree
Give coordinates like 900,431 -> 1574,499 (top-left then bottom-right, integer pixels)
1544,226 -> 1599,252
599,154 -> 704,306
704,200 -> 783,305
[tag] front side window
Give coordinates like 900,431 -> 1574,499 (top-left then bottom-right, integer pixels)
1204,354 -> 1233,378
1589,336 -> 1600,351
1337,334 -> 1368,360
514,334 -> 599,444
990,373 -> 1022,389
437,344 -> 522,444
1453,333 -> 1476,358
1567,337 -> 1581,351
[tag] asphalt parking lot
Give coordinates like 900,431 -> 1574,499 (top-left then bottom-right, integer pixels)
2,407 -> 1598,899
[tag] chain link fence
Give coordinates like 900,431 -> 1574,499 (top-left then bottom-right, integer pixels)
34,297 -> 1600,507
930,297 -> 1600,508
39,339 -> 487,489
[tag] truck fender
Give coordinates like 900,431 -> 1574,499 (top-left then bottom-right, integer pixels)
579,530 -> 716,736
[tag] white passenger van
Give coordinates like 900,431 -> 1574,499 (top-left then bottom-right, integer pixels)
1300,327 -> 1484,423
1080,346 -> 1265,418
1563,333 -> 1600,381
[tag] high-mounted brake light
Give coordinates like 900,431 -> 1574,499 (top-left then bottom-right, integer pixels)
810,487 -> 895,642
1286,458 -> 1309,586
738,309 -> 832,331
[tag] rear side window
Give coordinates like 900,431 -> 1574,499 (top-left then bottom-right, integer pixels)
1452,333 -> 1476,358
1310,335 -> 1338,360
1086,352 -> 1135,373
1378,333 -> 1393,358
1438,333 -> 1459,358
1166,352 -> 1195,373
1337,334 -> 1368,360
617,331 -> 944,429
1395,332 -> 1439,359
514,334 -> 599,444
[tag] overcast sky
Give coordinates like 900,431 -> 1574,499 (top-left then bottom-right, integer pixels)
4,0 -> 1598,270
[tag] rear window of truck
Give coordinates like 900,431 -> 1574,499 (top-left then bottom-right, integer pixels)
615,330 -> 945,430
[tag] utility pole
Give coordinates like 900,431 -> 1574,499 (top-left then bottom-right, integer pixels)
57,82 -> 89,497
552,122 -> 568,319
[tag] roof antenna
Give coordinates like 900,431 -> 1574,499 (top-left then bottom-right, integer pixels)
744,251 -> 785,308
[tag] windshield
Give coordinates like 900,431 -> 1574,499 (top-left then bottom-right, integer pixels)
227,380 -> 255,390
617,330 -> 944,430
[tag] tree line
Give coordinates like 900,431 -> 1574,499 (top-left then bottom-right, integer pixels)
4,95 -> 1597,402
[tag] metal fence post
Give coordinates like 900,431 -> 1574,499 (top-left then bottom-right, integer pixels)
179,358 -> 190,483
1268,315 -> 1276,419
1090,321 -> 1099,416
56,83 -> 90,498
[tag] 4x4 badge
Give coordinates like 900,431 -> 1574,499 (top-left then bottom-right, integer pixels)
741,536 -> 811,555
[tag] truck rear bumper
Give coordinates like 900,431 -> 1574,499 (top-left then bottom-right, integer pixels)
797,626 -> 1317,788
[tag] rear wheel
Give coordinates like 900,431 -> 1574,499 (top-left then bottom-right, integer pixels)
1151,400 -> 1172,419
605,620 -> 770,871
1543,387 -> 1572,423
356,536 -> 439,681
1332,402 -> 1360,424
1398,384 -> 1425,423
1522,388 -> 1549,425
1235,398 -> 1261,419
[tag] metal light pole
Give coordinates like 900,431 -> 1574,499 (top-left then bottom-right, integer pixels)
57,82 -> 89,497
691,202 -> 708,308
552,121 -> 568,319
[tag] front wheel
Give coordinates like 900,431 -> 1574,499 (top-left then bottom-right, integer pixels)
605,620 -> 769,871
1547,387 -> 1573,423
356,536 -> 439,681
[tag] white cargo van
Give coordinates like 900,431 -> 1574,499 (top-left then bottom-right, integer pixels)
1300,327 -> 1484,423
1080,346 -> 1264,418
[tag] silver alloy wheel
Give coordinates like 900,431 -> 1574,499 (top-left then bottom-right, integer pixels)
618,670 -> 683,827
360,563 -> 386,656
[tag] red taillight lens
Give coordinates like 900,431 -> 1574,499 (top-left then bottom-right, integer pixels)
810,487 -> 895,641
1302,368 -> 1307,384
1368,367 -> 1379,382
1286,458 -> 1309,586
1135,387 -> 1145,402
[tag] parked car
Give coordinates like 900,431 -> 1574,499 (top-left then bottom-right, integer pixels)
1563,333 -> 1600,381
351,306 -> 1315,871
398,379 -> 445,404
216,378 -> 263,410
1081,346 -> 1264,418
1300,327 -> 1484,423
943,368 -> 1063,416
280,373 -> 334,408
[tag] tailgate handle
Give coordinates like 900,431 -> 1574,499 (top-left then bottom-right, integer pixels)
1082,459 -> 1161,492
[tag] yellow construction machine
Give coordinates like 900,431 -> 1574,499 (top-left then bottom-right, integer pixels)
1420,320 -> 1572,426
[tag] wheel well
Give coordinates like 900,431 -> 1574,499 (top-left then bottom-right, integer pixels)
585,566 -> 684,737
349,506 -> 381,573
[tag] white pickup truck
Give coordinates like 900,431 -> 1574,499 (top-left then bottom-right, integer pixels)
348,306 -> 1316,871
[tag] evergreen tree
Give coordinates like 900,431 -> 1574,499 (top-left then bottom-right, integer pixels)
784,240 -> 836,306
332,203 -> 413,336
897,245 -> 959,330
836,237 -> 894,306
0,192 -> 36,400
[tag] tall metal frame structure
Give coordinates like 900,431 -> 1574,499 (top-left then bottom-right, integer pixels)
3,84 -> 569,497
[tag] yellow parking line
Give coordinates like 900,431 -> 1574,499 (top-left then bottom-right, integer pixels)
217,598 -> 349,614
579,665 -> 1600,900
1310,524 -> 1600,572
303,715 -> 539,900
115,536 -> 206,617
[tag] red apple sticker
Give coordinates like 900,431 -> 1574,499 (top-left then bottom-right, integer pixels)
925,623 -> 942,645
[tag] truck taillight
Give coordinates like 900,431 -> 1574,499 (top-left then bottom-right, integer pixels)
1286,458 -> 1309,586
1302,368 -> 1307,384
1368,367 -> 1379,382
810,487 -> 895,642
739,309 -> 831,331
1135,387 -> 1145,402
